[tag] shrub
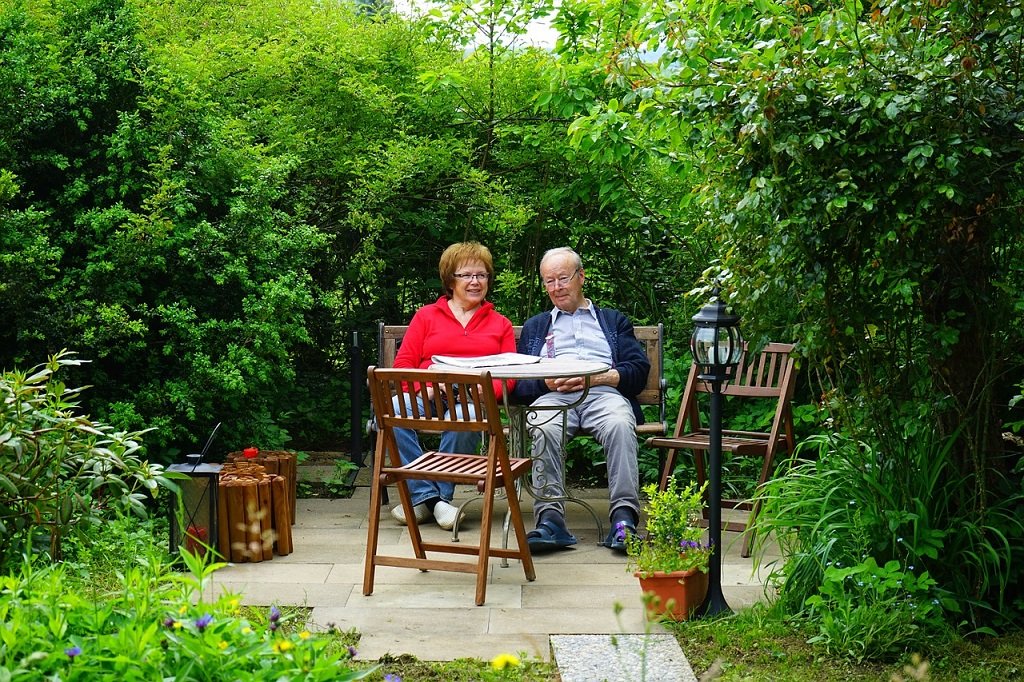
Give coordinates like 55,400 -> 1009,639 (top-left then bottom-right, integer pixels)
626,480 -> 712,576
804,557 -> 954,662
0,547 -> 375,680
0,351 -> 171,568
754,430 -> 1023,636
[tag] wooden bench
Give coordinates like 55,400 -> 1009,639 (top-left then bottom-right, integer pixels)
376,322 -> 666,438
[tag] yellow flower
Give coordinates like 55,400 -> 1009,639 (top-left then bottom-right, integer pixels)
173,621 -> 183,630
491,653 -> 521,670
241,627 -> 253,636
273,640 -> 295,653
218,640 -> 228,650
229,598 -> 240,610
299,631 -> 311,640
178,605 -> 188,615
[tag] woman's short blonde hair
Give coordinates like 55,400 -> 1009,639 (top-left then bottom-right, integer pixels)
439,241 -> 494,299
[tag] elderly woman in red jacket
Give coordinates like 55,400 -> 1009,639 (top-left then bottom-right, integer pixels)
390,241 -> 516,530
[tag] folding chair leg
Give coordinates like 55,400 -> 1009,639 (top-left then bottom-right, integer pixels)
657,449 -> 673,491
474,484 -> 497,606
504,478 -> 535,582
363,477 -> 383,597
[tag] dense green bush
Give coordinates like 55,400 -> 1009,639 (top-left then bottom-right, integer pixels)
0,0 -> 348,453
0,351 -> 169,568
1,0 -> 696,456
803,557 -> 953,663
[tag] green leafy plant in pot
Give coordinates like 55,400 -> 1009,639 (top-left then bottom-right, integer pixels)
625,479 -> 712,620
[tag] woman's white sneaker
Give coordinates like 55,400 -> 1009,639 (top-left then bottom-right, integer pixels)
390,503 -> 429,525
432,500 -> 464,531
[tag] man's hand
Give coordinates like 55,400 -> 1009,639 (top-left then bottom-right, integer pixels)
545,368 -> 620,392
545,376 -> 586,392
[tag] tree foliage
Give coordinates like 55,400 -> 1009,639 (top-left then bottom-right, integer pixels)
2,0 -> 699,455
565,0 -> 1023,626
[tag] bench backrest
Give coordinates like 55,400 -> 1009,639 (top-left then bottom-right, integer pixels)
376,322 -> 666,432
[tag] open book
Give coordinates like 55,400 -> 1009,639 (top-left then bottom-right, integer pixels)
430,352 -> 541,368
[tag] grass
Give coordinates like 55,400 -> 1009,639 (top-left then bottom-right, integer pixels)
667,605 -> 1024,681
354,654 -> 558,681
257,599 -> 1021,681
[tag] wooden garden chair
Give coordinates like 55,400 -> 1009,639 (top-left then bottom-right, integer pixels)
649,342 -> 797,557
363,366 -> 535,606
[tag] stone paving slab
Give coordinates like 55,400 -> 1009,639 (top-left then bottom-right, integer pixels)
206,581 -> 354,608
487,607 -> 651,635
521,583 -> 646,609
212,561 -> 333,583
310,606 -> 550,662
551,634 -> 697,682
349,583 -> 524,609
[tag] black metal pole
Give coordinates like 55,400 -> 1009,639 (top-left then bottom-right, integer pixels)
696,378 -> 732,617
351,330 -> 364,467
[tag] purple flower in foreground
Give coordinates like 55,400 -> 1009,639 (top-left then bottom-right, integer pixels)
269,605 -> 281,623
614,521 -> 628,542
65,646 -> 82,659
195,614 -> 213,632
347,645 -> 358,658
384,674 -> 402,682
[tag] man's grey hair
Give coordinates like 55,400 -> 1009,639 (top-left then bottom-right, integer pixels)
540,246 -> 582,272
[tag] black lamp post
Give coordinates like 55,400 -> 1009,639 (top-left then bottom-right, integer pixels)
690,287 -> 743,618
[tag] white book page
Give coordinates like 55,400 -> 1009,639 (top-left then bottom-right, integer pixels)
430,353 -> 541,368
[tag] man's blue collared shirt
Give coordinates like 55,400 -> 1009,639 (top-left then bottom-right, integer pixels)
547,301 -> 613,366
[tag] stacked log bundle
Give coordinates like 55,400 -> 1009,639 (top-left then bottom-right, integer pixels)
226,450 -> 297,524
217,460 -> 293,562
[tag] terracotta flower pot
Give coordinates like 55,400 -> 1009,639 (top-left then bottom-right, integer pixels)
634,568 -> 709,621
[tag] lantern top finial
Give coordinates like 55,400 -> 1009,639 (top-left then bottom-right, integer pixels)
691,287 -> 740,328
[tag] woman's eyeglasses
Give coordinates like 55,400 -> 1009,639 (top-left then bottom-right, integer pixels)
453,273 -> 490,282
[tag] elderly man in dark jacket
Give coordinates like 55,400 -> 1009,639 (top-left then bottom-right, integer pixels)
513,247 -> 650,553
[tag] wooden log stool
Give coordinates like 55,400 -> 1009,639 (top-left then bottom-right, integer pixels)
217,460 -> 293,561
227,450 -> 297,524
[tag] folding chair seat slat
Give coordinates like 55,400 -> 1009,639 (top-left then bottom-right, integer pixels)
364,366 -> 535,606
386,453 -> 490,483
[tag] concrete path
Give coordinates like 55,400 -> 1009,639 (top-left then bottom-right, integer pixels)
207,481 -> 780,665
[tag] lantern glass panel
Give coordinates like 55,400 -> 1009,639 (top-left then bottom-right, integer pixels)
692,326 -> 741,366
168,463 -> 221,558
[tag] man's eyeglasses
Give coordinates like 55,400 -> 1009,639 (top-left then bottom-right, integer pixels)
453,272 -> 490,282
542,268 -> 581,290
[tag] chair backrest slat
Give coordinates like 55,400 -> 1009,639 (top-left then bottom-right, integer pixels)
368,367 -> 504,438
691,342 -> 795,398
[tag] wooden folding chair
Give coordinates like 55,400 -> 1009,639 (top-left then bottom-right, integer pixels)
649,342 -> 797,557
363,366 -> 536,606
